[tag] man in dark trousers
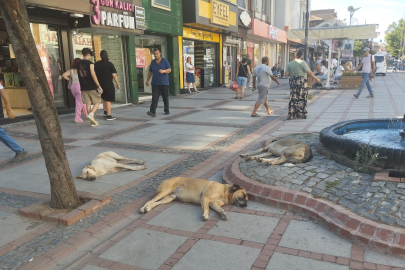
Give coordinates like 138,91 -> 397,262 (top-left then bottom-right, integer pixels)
146,48 -> 172,117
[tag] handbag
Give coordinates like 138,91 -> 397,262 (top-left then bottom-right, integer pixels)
229,80 -> 238,92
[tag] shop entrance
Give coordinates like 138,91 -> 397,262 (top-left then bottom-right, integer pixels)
183,40 -> 218,89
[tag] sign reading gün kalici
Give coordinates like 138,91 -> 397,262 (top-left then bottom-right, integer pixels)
90,0 -> 146,30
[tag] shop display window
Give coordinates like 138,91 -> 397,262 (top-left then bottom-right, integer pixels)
1,22 -> 68,118
72,33 -> 127,103
183,40 -> 217,88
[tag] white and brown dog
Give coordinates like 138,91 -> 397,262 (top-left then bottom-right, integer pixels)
76,151 -> 146,181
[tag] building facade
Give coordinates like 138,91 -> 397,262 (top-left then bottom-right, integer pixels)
182,0 -> 239,90
0,0 -> 183,121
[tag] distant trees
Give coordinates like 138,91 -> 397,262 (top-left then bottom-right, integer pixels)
385,19 -> 405,58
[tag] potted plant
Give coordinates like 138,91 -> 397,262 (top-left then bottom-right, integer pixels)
340,71 -> 363,89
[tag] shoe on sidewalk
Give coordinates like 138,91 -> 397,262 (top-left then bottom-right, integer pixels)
106,115 -> 116,120
353,94 -> 359,99
13,149 -> 28,162
87,112 -> 98,125
165,112 -> 170,115
90,122 -> 99,127
103,111 -> 107,118
147,111 -> 156,117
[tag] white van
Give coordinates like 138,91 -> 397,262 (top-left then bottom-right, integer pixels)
374,55 -> 387,76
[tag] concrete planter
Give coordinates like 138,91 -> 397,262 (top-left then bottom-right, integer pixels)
339,76 -> 363,89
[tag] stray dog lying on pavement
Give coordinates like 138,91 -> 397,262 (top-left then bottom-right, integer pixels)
139,177 -> 248,221
240,139 -> 313,165
76,151 -> 146,181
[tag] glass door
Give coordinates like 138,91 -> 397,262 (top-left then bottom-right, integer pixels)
30,23 -> 67,108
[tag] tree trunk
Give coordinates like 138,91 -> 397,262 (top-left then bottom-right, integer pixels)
0,0 -> 81,209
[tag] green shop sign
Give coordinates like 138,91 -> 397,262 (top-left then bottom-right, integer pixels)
152,0 -> 170,10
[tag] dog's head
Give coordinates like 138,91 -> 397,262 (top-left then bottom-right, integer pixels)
76,166 -> 97,181
230,184 -> 248,207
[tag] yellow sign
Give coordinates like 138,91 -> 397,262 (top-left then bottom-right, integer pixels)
211,0 -> 229,27
183,28 -> 220,42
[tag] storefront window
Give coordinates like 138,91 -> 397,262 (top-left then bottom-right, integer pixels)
135,36 -> 167,95
31,23 -> 66,108
72,33 -> 127,103
183,40 -> 218,88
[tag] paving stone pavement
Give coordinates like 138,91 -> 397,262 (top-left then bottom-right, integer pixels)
240,132 -> 405,227
0,74 -> 404,269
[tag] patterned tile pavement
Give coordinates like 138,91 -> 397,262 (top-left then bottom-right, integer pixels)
0,74 -> 404,269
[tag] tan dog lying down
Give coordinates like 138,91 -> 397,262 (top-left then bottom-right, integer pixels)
140,177 -> 248,221
76,151 -> 146,181
240,138 -> 313,165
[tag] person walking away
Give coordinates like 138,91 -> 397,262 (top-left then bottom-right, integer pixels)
352,47 -> 375,99
146,48 -> 171,117
76,48 -> 103,126
251,56 -> 280,117
185,57 -> 199,94
235,58 -> 251,99
62,58 -> 87,123
95,50 -> 120,121
246,54 -> 253,87
284,50 -> 321,120
316,60 -> 328,80
0,84 -> 28,162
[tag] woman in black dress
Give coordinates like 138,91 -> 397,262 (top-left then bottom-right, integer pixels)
95,50 -> 120,120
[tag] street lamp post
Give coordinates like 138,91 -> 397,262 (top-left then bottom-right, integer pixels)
304,0 -> 310,63
348,6 -> 361,26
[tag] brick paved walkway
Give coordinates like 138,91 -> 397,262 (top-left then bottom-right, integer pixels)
0,73 -> 404,269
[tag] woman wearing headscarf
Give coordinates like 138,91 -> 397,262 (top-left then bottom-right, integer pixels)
94,50 -> 120,120
284,50 -> 321,120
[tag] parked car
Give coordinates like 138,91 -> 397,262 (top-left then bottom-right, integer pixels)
374,55 -> 387,76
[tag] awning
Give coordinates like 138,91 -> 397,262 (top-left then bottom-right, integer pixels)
287,20 -> 378,40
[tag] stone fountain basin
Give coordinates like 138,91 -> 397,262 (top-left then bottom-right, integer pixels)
320,119 -> 405,169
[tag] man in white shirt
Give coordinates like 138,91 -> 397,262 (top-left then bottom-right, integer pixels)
251,56 -> 279,117
352,47 -> 375,98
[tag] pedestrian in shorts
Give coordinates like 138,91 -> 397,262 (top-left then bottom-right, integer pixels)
251,57 -> 280,117
76,48 -> 103,126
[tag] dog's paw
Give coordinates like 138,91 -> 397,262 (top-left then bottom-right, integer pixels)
139,160 -> 145,165
201,215 -> 209,222
239,154 -> 247,158
220,212 -> 228,221
139,208 -> 145,214
140,165 -> 147,170
257,158 -> 264,163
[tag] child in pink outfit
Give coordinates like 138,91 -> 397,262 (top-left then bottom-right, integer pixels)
62,58 -> 87,122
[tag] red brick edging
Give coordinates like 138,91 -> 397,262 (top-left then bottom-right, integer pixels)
19,192 -> 110,225
222,159 -> 405,258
